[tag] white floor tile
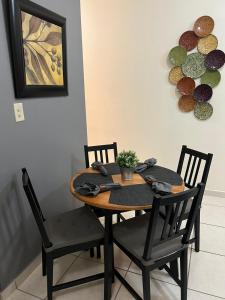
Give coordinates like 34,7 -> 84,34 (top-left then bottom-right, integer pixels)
199,223 -> 225,256
18,254 -> 76,299
116,271 -> 180,300
129,249 -> 192,286
189,250 -> 225,298
187,290 -> 222,300
116,271 -> 220,300
7,289 -> 41,300
121,211 -> 136,219
203,195 -> 225,208
201,204 -> 225,227
54,257 -> 125,300
79,245 -> 131,271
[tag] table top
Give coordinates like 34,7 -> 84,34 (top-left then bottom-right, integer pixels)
70,165 -> 184,211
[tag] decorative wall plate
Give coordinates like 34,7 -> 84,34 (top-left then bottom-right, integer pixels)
168,46 -> 187,66
194,102 -> 213,120
177,77 -> 195,95
168,16 -> 223,120
197,34 -> 218,55
182,53 -> 206,78
193,84 -> 213,102
179,31 -> 199,51
205,49 -> 225,70
178,95 -> 196,112
201,70 -> 221,88
169,66 -> 184,84
194,16 -> 214,37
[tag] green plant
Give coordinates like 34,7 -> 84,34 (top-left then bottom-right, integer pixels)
117,150 -> 139,168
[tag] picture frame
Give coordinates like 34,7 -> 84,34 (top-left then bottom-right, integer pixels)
8,0 -> 68,98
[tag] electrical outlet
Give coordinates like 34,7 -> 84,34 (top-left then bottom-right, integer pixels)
14,103 -> 25,122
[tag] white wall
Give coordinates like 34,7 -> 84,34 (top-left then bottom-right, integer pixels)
81,0 -> 225,192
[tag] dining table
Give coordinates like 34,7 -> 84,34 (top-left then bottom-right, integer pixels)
70,163 -> 184,300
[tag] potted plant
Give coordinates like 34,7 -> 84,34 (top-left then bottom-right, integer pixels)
117,150 -> 139,180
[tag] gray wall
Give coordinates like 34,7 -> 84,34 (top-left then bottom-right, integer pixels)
0,0 -> 87,290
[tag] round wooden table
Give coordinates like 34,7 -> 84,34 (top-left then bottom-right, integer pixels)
70,166 -> 184,211
70,165 -> 184,299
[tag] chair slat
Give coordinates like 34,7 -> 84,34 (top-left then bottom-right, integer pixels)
105,150 -> 109,163
100,150 -> 103,163
169,202 -> 181,237
161,206 -> 172,240
84,143 -> 118,168
192,158 -> 201,187
188,156 -> 197,187
184,155 -> 192,183
94,151 -> 98,161
176,199 -> 188,233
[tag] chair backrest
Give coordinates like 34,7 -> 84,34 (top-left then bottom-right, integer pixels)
22,168 -> 52,248
84,142 -> 118,168
143,183 -> 205,260
177,145 -> 213,189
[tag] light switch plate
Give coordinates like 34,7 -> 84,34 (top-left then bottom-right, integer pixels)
14,103 -> 25,122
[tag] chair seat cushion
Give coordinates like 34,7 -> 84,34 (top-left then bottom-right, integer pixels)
45,206 -> 104,251
113,213 -> 184,266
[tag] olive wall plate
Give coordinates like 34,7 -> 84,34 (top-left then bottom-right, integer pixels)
182,53 -> 206,79
168,46 -> 187,66
194,102 -> 213,120
201,70 -> 221,88
168,15 -> 223,120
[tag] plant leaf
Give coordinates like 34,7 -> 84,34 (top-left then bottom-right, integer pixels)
36,52 -> 56,85
28,16 -> 42,37
29,47 -> 46,84
26,66 -> 39,84
44,32 -> 62,46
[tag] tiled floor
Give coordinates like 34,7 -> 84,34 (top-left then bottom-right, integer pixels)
7,195 -> 225,300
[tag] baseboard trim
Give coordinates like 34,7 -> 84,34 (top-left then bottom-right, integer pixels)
0,253 -> 41,300
205,189 -> 225,198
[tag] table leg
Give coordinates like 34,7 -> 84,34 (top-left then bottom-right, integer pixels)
170,259 -> 179,279
104,212 -> 113,300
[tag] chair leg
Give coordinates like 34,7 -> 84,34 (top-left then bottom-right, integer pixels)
194,209 -> 200,252
90,248 -> 94,257
180,249 -> 188,300
42,246 -> 46,276
135,210 -> 142,217
170,259 -> 179,279
112,244 -> 115,283
117,214 -> 120,223
97,245 -> 101,258
142,269 -> 151,300
46,256 -> 53,300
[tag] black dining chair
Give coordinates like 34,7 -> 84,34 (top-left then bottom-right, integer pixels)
113,183 -> 205,300
22,168 -> 105,300
84,142 -> 125,258
176,145 -> 213,251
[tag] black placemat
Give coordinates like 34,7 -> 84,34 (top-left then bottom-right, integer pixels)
140,166 -> 183,186
104,163 -> 121,175
109,184 -> 155,206
73,173 -> 113,189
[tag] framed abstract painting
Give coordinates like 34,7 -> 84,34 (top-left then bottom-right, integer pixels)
8,0 -> 68,98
